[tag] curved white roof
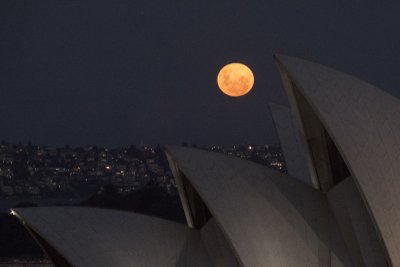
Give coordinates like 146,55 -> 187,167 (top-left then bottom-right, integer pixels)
275,54 -> 400,266
166,146 -> 351,267
12,207 -> 211,267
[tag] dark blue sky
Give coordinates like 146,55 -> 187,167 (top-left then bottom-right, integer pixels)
1,1 -> 400,147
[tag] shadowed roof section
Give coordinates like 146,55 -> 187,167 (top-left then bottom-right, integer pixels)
269,102 -> 316,187
275,54 -> 400,266
11,207 -> 211,267
165,146 -> 352,267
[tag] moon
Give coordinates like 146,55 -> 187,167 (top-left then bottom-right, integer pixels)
217,63 -> 254,97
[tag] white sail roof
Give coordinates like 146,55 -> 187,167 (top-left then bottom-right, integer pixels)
275,54 -> 400,266
12,207 -> 211,267
166,146 -> 351,267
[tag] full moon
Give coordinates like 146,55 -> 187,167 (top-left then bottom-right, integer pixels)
217,63 -> 254,97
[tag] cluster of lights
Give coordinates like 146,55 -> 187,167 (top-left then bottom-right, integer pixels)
270,162 -> 283,167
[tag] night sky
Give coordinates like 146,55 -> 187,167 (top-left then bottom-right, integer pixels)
1,1 -> 400,147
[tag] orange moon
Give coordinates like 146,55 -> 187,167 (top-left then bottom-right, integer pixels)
217,63 -> 254,97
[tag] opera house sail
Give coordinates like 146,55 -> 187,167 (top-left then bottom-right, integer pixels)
11,55 -> 400,267
274,54 -> 400,267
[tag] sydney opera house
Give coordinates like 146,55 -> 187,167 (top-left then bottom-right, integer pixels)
10,55 -> 400,266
